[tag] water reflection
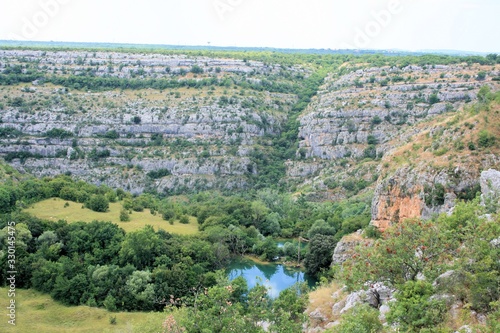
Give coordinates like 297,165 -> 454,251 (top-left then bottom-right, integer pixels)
227,258 -> 315,298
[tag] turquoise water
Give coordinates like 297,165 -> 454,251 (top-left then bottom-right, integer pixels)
227,258 -> 316,298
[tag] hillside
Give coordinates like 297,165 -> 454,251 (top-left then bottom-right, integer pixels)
0,49 -> 310,193
1,49 -> 498,198
372,89 -> 500,230
290,61 -> 499,200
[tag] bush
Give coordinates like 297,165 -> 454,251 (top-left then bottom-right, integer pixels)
387,281 -> 447,332
0,126 -> 22,138
103,130 -> 119,139
119,209 -> 130,222
363,145 -> 377,159
103,294 -> 117,312
190,65 -> 204,74
132,116 -> 141,124
147,168 -> 171,179
367,135 -> 378,145
44,128 -> 74,139
478,130 -> 496,148
364,225 -> 382,239
476,71 -> 487,81
179,215 -> 190,224
88,148 -> 110,160
371,116 -> 382,125
428,93 -> 440,105
330,304 -> 382,333
162,209 -> 176,221
424,183 -> 446,207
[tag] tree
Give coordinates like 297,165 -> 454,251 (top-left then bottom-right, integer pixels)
178,276 -> 259,333
190,65 -> 204,74
258,237 -> 279,261
367,134 -> 378,145
307,219 -> 336,239
103,294 -> 117,312
261,212 -> 281,236
119,226 -> 163,270
86,194 -> 109,212
0,186 -> 16,213
269,283 -> 309,332
341,218 -> 453,289
304,234 -> 336,276
124,270 -> 155,310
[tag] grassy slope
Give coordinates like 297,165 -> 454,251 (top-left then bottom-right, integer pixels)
25,198 -> 199,235
0,288 -> 165,333
382,96 -> 500,176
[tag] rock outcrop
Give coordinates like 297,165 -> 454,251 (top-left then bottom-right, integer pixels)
370,163 -> 494,230
331,230 -> 369,265
480,169 -> 500,210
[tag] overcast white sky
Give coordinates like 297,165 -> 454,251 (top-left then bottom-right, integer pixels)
1,0 -> 499,53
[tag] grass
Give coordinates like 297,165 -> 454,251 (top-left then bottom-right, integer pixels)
0,288 -> 165,333
24,198 -> 199,235
306,281 -> 345,326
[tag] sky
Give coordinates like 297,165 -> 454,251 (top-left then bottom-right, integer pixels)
0,0 -> 499,53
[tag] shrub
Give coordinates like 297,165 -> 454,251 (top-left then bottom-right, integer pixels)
364,225 -> 382,239
132,116 -> 141,124
88,148 -> 110,160
476,71 -> 486,81
424,183 -> 446,207
190,65 -> 204,74
363,145 -> 377,159
478,130 -> 496,148
304,234 -> 337,276
179,215 -> 190,224
387,281 -> 447,332
162,209 -> 176,221
44,128 -> 74,139
0,126 -> 22,138
119,209 -> 130,222
103,294 -> 117,312
367,135 -> 378,145
330,304 -> 382,333
428,93 -> 440,105
371,116 -> 382,125
147,168 -> 171,179
103,130 -> 119,139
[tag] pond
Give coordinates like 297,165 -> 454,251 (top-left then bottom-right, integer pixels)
227,257 -> 316,298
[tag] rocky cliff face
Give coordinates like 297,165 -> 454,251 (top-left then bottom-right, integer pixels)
0,49 -> 302,193
370,165 -> 485,230
297,64 -> 485,161
289,62 -> 499,201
